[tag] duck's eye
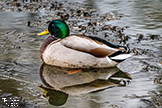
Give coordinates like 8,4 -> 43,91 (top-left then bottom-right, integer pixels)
51,24 -> 55,26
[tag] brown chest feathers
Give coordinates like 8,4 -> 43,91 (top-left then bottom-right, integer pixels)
40,36 -> 57,60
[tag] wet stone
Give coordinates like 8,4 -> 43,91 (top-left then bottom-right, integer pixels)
148,34 -> 160,40
27,21 -> 30,27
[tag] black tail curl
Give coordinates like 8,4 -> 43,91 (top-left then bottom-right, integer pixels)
118,44 -> 130,53
108,44 -> 131,62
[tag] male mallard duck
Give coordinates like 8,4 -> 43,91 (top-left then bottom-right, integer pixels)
38,19 -> 131,68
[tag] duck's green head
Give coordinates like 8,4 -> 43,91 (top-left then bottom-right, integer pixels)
38,19 -> 70,39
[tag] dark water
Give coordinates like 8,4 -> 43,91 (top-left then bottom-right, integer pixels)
0,0 -> 162,108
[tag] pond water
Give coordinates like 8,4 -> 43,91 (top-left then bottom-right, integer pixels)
60,0 -> 162,35
0,0 -> 162,108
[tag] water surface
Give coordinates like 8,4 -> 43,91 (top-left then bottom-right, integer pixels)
60,0 -> 162,35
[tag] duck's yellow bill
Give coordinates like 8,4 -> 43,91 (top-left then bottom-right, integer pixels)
38,86 -> 48,97
37,28 -> 50,36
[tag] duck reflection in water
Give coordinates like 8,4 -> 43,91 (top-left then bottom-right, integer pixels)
39,63 -> 132,106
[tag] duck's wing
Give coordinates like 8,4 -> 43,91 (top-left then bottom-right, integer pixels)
60,35 -> 124,58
